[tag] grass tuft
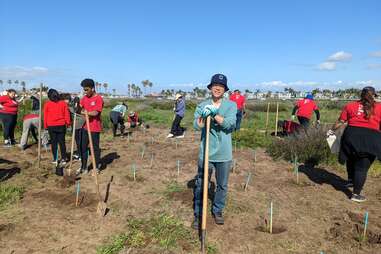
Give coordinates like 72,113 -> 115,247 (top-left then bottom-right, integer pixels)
0,184 -> 25,211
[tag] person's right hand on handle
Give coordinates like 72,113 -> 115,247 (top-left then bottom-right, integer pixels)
201,105 -> 218,118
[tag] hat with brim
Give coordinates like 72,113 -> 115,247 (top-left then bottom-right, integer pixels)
175,93 -> 182,100
207,73 -> 229,91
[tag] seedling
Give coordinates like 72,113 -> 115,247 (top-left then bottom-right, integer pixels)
151,136 -> 154,145
150,153 -> 154,168
244,172 -> 252,191
293,154 -> 299,184
132,163 -> 137,181
141,145 -> 146,159
252,149 -> 257,163
75,180 -> 80,207
269,201 -> 273,234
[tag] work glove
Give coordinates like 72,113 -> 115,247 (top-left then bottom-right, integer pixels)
201,105 -> 218,118
326,129 -> 335,136
291,115 -> 295,121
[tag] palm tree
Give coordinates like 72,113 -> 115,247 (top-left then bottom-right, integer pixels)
141,80 -> 149,95
112,88 -> 116,96
103,83 -> 108,95
131,84 -> 136,97
128,84 -> 131,97
20,81 -> 26,93
148,81 -> 153,94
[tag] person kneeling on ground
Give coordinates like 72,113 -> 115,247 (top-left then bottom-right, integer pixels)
110,102 -> 128,137
329,86 -> 381,203
167,93 -> 186,138
126,111 -> 142,128
291,93 -> 320,128
77,78 -> 104,175
192,73 -> 237,229
44,89 -> 71,166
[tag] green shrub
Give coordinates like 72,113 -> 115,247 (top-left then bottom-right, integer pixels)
245,101 -> 291,113
233,128 -> 271,148
267,127 -> 336,166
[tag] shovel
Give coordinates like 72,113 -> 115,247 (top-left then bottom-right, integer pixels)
201,116 -> 211,253
84,111 -> 107,216
62,111 -> 78,186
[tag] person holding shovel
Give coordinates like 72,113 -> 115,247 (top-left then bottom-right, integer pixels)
77,79 -> 104,174
291,93 -> 320,128
192,74 -> 237,228
167,93 -> 186,138
329,86 -> 381,202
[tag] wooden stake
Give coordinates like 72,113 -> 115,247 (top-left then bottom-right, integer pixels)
269,201 -> 273,234
274,102 -> 279,137
37,83 -> 42,169
141,145 -> 145,159
151,136 -> 154,145
265,102 -> 270,135
294,154 -> 299,184
132,163 -> 136,181
201,116 -> 211,253
84,111 -> 107,216
177,160 -> 180,177
68,112 -> 77,176
253,149 -> 257,163
150,153 -> 154,168
244,172 -> 252,191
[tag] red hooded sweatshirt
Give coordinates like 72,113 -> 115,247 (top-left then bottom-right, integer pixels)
43,100 -> 71,129
0,95 -> 19,115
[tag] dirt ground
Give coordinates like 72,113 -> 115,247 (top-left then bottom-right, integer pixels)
0,127 -> 381,254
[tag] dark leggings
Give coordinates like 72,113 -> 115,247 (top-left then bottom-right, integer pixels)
47,125 -> 67,161
346,154 -> 375,195
297,116 -> 310,129
110,111 -> 125,136
75,128 -> 82,157
170,115 -> 184,136
0,113 -> 17,142
81,129 -> 101,170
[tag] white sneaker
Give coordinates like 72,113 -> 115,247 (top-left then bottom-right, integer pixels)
175,134 -> 185,139
166,133 -> 174,138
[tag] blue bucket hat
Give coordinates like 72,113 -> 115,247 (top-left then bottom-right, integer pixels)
207,74 -> 229,91
305,93 -> 314,100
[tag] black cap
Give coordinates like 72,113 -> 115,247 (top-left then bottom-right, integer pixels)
80,78 -> 95,89
362,86 -> 377,97
207,74 -> 229,91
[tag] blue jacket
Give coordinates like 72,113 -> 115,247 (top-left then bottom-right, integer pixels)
194,98 -> 237,162
175,98 -> 185,117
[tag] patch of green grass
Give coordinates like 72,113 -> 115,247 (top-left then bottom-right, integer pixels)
207,242 -> 219,254
163,180 -> 186,198
97,214 -> 197,253
369,161 -> 381,177
0,185 -> 24,210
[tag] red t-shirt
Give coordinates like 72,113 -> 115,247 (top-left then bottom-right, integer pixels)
23,113 -> 39,121
0,95 -> 18,115
229,93 -> 245,110
43,100 -> 71,129
296,99 -> 318,119
80,94 -> 104,132
128,112 -> 139,123
340,101 -> 381,131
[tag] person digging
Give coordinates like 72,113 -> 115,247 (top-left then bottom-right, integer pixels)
192,73 -> 237,229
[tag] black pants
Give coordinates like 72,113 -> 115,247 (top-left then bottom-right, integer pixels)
47,125 -> 67,161
170,115 -> 184,136
297,116 -> 310,129
0,113 -> 17,142
75,128 -> 82,157
81,129 -> 101,170
346,153 -> 375,195
110,111 -> 125,136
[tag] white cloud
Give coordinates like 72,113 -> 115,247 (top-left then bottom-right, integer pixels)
369,51 -> 381,58
317,62 -> 336,71
0,66 -> 49,80
327,51 -> 352,62
367,63 -> 381,70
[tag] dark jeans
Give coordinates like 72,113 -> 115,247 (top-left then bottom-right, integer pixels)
235,110 -> 243,131
47,125 -> 67,161
0,113 -> 17,142
81,129 -> 101,170
297,116 -> 310,129
193,159 -> 231,217
170,115 -> 184,136
110,111 -> 125,136
75,128 -> 82,157
346,153 -> 375,195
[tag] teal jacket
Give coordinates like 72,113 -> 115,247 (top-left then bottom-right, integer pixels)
194,98 -> 237,162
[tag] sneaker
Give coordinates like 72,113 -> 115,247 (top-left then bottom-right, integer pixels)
18,144 -> 27,150
213,213 -> 224,225
3,140 -> 12,148
60,159 -> 67,166
345,180 -> 354,188
166,133 -> 174,138
175,134 -> 185,139
192,217 -> 199,230
351,194 -> 367,203
73,154 -> 80,160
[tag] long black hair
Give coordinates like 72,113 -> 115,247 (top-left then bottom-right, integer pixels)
360,87 -> 376,119
47,89 -> 60,102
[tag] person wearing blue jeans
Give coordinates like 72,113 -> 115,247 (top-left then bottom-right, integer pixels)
235,109 -> 243,130
192,73 -> 237,229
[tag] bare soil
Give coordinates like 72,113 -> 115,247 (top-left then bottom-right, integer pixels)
1,127 -> 381,253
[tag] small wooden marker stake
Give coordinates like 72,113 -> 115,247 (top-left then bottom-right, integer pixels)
275,102 -> 279,136
363,212 -> 369,240
127,133 -> 131,143
294,154 -> 299,184
244,172 -> 252,191
132,163 -> 136,181
269,201 -> 273,234
141,146 -> 145,159
150,153 -> 154,168
75,180 -> 80,207
151,136 -> 154,145
177,160 -> 180,177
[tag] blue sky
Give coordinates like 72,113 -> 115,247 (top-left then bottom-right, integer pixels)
1,0 -> 381,93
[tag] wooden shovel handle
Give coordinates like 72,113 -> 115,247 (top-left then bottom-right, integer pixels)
201,116 -> 211,230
